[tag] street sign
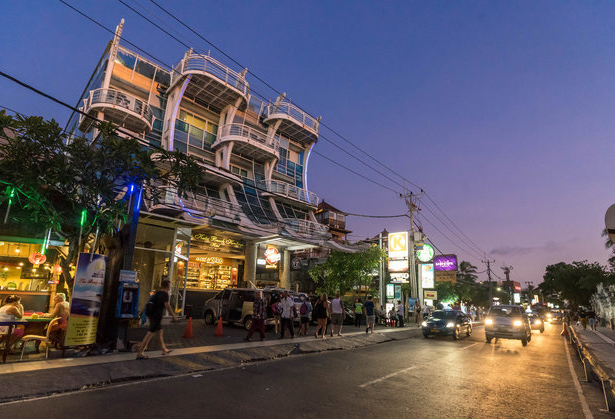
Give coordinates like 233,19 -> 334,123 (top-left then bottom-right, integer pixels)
605,204 -> 615,242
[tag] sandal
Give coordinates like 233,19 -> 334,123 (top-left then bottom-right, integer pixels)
162,349 -> 173,356
136,354 -> 148,360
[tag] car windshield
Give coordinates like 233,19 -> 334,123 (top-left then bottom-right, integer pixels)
490,307 -> 521,317
432,311 -> 457,319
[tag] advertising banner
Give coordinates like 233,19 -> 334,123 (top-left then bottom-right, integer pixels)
386,284 -> 395,299
424,290 -> 438,300
65,253 -> 106,346
420,264 -> 435,289
388,259 -> 409,272
433,255 -> 457,271
388,232 -> 409,259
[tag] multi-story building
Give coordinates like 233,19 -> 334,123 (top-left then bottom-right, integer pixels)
66,21 -> 352,316
315,201 -> 352,243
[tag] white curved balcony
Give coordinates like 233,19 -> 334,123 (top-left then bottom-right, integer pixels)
258,180 -> 319,206
169,52 -> 249,110
78,88 -> 153,133
284,218 -> 331,238
213,123 -> 279,161
263,101 -> 319,144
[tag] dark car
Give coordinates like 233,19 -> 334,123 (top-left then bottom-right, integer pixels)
422,310 -> 472,340
484,305 -> 531,346
527,311 -> 545,333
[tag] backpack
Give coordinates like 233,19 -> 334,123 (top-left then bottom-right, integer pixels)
300,302 -> 308,316
271,301 -> 280,315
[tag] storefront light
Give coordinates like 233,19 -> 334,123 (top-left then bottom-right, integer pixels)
18,262 -> 23,266
15,248 -> 20,253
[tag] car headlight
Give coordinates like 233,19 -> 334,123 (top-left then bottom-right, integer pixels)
421,321 -> 427,327
485,318 -> 493,325
513,320 -> 522,327
446,322 -> 455,328
534,320 -> 541,325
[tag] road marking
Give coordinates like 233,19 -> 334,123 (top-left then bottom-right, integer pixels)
459,342 -> 480,350
358,366 -> 416,388
563,339 -> 594,419
593,330 -> 615,344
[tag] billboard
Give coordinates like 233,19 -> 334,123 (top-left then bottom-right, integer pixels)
420,263 -> 435,289
388,232 -> 409,259
434,255 -> 457,271
388,259 -> 409,272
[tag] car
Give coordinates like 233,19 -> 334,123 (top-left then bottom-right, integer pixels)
527,311 -> 544,333
550,309 -> 564,324
203,288 -> 280,330
422,310 -> 472,340
484,305 -> 531,346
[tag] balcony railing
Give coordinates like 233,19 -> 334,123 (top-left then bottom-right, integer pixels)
263,101 -> 319,133
79,88 -> 153,132
284,218 -> 330,237
170,52 -> 249,97
258,180 -> 319,206
215,123 -> 279,157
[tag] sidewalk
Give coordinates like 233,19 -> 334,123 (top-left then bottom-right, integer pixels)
0,324 -> 423,403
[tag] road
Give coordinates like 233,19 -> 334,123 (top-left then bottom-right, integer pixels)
0,322 -> 610,419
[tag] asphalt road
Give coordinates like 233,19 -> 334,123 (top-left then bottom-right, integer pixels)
1,322 -> 611,419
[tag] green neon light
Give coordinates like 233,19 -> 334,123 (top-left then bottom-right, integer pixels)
80,209 -> 87,227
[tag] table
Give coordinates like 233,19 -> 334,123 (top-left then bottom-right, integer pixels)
0,320 -> 27,363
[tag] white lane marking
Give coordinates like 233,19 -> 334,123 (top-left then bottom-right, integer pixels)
563,339 -> 594,419
593,330 -> 615,344
459,342 -> 480,350
358,366 -> 416,388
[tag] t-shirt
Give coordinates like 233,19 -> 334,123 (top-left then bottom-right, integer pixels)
397,304 -> 404,316
331,298 -> 343,314
355,303 -> 363,314
280,296 -> 295,319
364,301 -> 375,316
148,290 -> 169,318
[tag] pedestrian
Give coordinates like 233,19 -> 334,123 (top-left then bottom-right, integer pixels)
423,304 -> 431,319
388,306 -> 396,327
397,300 -> 404,327
354,298 -> 363,327
331,292 -> 345,336
269,293 -> 281,334
414,300 -> 422,326
299,295 -> 312,336
314,293 -> 329,339
278,290 -> 295,339
244,291 -> 266,342
364,295 -> 375,334
588,310 -> 597,331
136,280 -> 178,359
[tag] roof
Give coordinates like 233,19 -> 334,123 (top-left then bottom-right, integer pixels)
316,200 -> 348,216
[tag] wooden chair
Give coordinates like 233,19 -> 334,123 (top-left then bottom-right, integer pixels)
19,317 -> 61,361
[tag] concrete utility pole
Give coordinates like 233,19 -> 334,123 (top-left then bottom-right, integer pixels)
525,281 -> 533,304
501,265 -> 513,304
483,258 -> 495,308
404,191 -> 424,301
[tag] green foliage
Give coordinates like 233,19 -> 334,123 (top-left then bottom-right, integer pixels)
308,245 -> 386,296
539,261 -> 614,307
0,111 -> 205,293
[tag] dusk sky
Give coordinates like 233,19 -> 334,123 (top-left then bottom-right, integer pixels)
2,1 -> 614,286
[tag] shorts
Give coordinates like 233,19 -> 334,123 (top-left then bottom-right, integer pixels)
148,315 -> 163,332
300,316 -> 310,324
366,315 -> 375,325
331,313 -> 343,325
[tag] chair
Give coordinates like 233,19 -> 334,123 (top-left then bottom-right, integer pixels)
19,317 -> 61,361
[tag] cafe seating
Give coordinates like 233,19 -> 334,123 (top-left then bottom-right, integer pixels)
19,317 -> 61,361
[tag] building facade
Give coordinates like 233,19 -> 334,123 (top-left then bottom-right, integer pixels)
66,22 -> 352,316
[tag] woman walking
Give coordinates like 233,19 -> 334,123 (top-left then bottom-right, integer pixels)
136,280 -> 178,359
313,293 -> 330,339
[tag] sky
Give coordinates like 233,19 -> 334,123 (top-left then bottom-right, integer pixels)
1,1 -> 614,286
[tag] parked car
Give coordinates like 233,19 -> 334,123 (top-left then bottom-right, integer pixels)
422,310 -> 472,340
527,311 -> 545,333
485,305 -> 531,346
203,288 -> 278,330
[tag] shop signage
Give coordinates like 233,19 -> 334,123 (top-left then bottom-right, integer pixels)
420,263 -> 435,289
119,270 -> 137,283
195,256 -> 224,265
416,244 -> 434,263
191,234 -> 244,255
433,255 -> 457,271
390,272 -> 409,283
291,257 -> 302,271
65,253 -> 106,347
386,283 -> 395,299
424,290 -> 437,300
388,259 -> 409,272
388,232 -> 409,259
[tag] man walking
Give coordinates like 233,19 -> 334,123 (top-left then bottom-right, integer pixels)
397,300 -> 404,327
279,291 -> 295,339
331,292 -> 345,336
414,300 -> 422,326
364,295 -> 375,334
244,291 -> 266,342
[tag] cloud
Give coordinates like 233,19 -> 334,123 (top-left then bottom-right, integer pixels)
490,241 -> 564,256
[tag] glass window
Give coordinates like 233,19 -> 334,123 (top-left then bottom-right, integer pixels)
135,59 -> 156,79
116,50 -> 136,70
153,119 -> 163,132
175,119 -> 189,133
189,125 -> 204,142
154,69 -> 170,87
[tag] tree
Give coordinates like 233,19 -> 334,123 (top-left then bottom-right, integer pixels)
308,245 -> 386,297
458,261 -> 478,283
0,111 -> 204,296
539,261 -> 614,307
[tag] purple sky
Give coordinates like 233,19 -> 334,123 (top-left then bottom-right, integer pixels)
1,1 -> 614,285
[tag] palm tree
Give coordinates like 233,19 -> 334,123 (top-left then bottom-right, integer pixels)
458,261 -> 478,283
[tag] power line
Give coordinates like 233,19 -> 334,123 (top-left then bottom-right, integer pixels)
417,212 -> 483,261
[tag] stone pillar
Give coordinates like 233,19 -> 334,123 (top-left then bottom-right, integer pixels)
279,249 -> 291,289
244,241 -> 257,288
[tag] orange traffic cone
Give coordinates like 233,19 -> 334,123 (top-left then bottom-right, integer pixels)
561,323 -> 569,336
215,316 -> 224,337
183,317 -> 193,339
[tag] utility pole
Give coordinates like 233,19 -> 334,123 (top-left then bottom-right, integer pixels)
524,281 -> 533,304
404,191 -> 424,302
482,258 -> 495,309
501,265 -> 513,304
